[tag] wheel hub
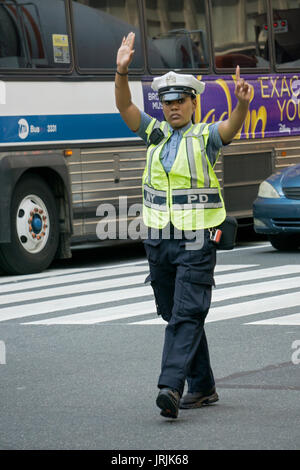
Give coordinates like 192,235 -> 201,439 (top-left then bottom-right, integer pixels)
31,213 -> 43,234
16,195 -> 50,254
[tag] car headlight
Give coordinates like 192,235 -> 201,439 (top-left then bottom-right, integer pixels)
258,181 -> 280,198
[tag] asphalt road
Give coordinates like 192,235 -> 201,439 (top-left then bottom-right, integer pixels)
0,231 -> 300,452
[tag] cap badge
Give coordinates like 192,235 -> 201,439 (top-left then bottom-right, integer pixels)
166,74 -> 176,86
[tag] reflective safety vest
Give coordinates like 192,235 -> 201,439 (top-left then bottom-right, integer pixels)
142,118 -> 226,230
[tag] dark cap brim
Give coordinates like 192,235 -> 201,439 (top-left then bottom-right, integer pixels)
158,86 -> 196,102
160,92 -> 187,102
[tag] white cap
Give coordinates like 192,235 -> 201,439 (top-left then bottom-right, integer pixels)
151,71 -> 205,101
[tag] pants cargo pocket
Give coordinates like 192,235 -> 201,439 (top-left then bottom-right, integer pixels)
178,269 -> 213,318
143,238 -> 162,265
144,271 -> 174,322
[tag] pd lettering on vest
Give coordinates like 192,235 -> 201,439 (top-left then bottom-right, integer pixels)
187,194 -> 209,204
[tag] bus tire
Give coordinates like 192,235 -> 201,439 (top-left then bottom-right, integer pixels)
268,234 -> 299,251
0,174 -> 59,275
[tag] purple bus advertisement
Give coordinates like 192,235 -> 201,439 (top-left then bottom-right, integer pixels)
142,73 -> 300,140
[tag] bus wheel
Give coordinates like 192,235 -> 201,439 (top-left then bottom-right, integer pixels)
0,175 -> 59,275
268,234 -> 299,251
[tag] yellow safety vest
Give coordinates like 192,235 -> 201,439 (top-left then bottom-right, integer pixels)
142,118 -> 226,230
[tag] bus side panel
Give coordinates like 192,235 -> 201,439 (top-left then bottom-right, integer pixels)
0,152 -> 72,243
80,144 -> 146,242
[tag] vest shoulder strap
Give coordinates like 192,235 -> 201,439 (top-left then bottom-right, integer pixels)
184,122 -> 210,138
145,117 -> 158,137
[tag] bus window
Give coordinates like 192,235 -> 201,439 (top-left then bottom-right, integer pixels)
271,0 -> 300,69
0,0 -> 71,70
0,3 -> 26,68
144,0 -> 209,70
211,0 -> 270,70
72,0 -> 144,71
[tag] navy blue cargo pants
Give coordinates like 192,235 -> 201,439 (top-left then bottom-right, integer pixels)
144,229 -> 216,397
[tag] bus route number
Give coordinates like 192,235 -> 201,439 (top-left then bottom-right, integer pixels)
47,124 -> 57,133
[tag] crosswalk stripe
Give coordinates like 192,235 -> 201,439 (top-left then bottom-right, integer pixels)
1,273 -> 148,303
0,255 -> 261,287
215,264 -> 300,285
0,260 -> 149,285
0,285 -> 152,322
22,273 -> 300,325
0,264 -> 257,296
245,313 -> 300,325
1,263 -> 299,325
212,264 -> 258,272
0,242 -> 267,287
22,301 -> 156,325
223,243 -> 268,252
0,265 -> 149,294
130,291 -> 300,324
212,275 -> 300,302
0,264 -> 260,306
20,265 -> 260,326
0,264 -> 255,323
0,264 -> 256,314
19,265 -> 258,325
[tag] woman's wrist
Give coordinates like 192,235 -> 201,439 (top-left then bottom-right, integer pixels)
116,68 -> 128,76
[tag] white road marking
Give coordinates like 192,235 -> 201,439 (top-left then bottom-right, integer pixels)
215,265 -> 300,285
0,285 -> 152,322
130,291 -> 300,325
23,273 -> 300,325
0,261 -> 257,288
0,265 -> 256,323
23,301 -> 156,325
1,273 -> 149,304
1,260 -> 299,327
0,260 -> 148,285
245,313 -> 300,325
0,265 -> 149,294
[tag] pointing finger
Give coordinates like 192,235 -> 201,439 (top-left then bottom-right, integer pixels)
236,65 -> 240,82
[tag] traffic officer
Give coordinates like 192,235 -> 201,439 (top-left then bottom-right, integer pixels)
115,32 -> 252,419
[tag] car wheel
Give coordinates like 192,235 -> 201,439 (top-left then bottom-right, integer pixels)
268,234 -> 300,251
0,174 -> 59,274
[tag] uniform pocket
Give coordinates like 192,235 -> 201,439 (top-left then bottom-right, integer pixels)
180,270 -> 212,318
145,271 -> 173,322
143,238 -> 162,265
186,267 -> 215,287
185,234 -> 216,283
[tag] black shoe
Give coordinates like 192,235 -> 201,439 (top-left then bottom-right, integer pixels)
179,387 -> 219,409
156,388 -> 180,419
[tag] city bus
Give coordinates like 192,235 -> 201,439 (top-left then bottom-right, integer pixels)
0,0 -> 300,274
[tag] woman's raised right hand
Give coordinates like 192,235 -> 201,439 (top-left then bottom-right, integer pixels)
116,32 -> 135,73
